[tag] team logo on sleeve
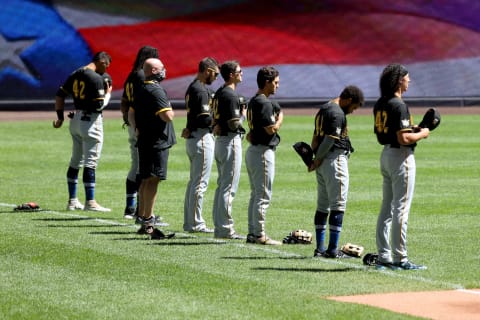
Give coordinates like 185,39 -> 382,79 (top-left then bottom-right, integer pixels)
401,118 -> 411,128
335,127 -> 342,135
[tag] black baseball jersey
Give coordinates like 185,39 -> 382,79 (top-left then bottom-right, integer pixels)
373,96 -> 414,147
57,67 -> 105,112
122,69 -> 145,110
185,78 -> 213,131
313,101 -> 351,152
134,80 -> 176,149
246,94 -> 280,147
212,85 -> 243,135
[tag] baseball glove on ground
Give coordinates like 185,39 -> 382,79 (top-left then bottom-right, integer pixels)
362,253 -> 379,266
340,243 -> 364,258
283,229 -> 313,244
293,142 -> 313,167
418,107 -> 441,131
14,202 -> 41,212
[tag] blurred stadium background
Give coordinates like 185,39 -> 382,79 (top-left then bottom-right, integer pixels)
1,0 -> 480,110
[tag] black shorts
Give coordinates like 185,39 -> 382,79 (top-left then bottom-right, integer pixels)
138,142 -> 170,180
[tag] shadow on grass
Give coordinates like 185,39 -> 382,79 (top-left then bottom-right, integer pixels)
32,217 -> 96,221
0,210 -> 47,214
253,267 -> 354,273
89,230 -> 134,235
147,240 -> 227,246
221,256 -> 310,260
42,224 -> 125,228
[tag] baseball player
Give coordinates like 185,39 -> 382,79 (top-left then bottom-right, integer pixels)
129,58 -> 176,239
245,66 -> 283,245
181,57 -> 219,233
120,46 -> 168,227
53,51 -> 112,212
373,63 -> 429,270
309,86 -> 364,258
211,61 -> 246,240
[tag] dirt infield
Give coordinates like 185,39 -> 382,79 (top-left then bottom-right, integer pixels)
328,289 -> 480,320
1,106 -> 480,122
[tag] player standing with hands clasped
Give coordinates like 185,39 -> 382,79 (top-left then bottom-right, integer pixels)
373,63 -> 429,270
211,61 -> 246,240
129,58 -> 176,239
245,66 -> 283,245
119,46 -> 168,227
53,51 -> 112,212
309,86 -> 364,258
182,57 -> 220,233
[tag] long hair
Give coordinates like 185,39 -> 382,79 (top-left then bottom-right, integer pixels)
131,46 -> 159,72
379,63 -> 408,98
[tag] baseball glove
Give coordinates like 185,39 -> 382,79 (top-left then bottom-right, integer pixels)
14,202 -> 41,212
293,142 -> 313,167
340,243 -> 364,258
362,253 -> 379,266
283,229 -> 313,244
418,107 -> 441,131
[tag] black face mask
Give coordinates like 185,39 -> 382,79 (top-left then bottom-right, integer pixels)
152,69 -> 166,82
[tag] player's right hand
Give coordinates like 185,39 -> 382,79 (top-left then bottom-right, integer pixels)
52,119 -> 63,128
181,128 -> 191,138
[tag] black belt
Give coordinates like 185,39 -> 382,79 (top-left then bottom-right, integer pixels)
77,110 -> 101,121
386,144 -> 414,150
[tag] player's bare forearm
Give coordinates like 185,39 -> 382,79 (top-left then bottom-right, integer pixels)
397,128 -> 429,145
53,96 -> 65,128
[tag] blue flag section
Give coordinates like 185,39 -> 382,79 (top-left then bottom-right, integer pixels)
0,0 -> 91,99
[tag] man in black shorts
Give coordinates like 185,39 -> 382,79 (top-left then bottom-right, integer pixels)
129,58 -> 176,239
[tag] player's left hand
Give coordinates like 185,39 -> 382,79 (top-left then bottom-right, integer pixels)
52,119 -> 63,128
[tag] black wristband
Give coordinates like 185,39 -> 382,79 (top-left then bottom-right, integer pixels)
56,110 -> 64,121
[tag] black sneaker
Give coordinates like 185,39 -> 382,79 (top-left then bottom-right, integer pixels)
135,215 -> 144,225
124,207 -> 136,219
246,234 -> 256,244
313,249 -> 325,257
375,260 -> 397,270
393,260 -> 427,270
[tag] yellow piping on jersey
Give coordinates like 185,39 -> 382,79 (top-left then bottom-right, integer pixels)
156,107 -> 172,116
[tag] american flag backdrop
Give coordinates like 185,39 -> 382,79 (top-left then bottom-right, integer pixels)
1,0 -> 480,101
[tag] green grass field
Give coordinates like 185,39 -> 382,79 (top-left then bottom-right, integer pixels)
1,112 -> 479,319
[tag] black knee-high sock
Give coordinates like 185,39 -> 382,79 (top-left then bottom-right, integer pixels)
83,167 -> 95,201
67,167 -> 80,199
327,210 -> 344,254
314,210 -> 328,252
126,178 -> 137,208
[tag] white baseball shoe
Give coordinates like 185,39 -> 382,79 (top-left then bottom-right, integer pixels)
66,198 -> 84,211
84,200 -> 111,212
